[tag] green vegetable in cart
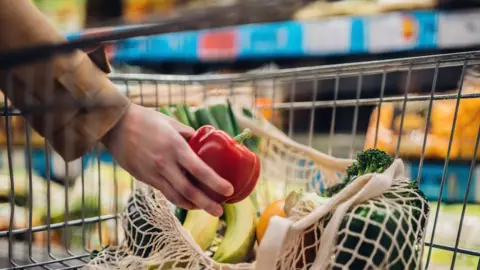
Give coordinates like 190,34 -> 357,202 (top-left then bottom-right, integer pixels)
312,149 -> 429,269
124,190 -> 162,258
159,107 -> 174,117
183,105 -> 198,130
172,104 -> 191,126
333,182 -> 429,269
174,207 -> 187,224
324,149 -> 394,197
226,100 -> 240,135
210,103 -> 235,137
194,107 -> 219,128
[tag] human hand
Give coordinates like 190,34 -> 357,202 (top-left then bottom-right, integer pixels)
101,103 -> 233,216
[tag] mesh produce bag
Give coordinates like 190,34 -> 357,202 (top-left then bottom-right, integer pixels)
88,107 -> 429,270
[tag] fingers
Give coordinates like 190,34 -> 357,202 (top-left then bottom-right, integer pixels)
156,109 -> 195,138
161,162 -> 224,217
166,116 -> 195,138
176,143 -> 234,198
149,174 -> 196,211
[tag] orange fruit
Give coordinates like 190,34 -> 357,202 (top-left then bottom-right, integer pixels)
256,199 -> 286,244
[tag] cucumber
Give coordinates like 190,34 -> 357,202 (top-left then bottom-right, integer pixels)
172,104 -> 190,126
242,108 -> 254,118
125,190 -> 162,258
159,107 -> 174,117
195,107 -> 219,128
174,207 -> 187,224
226,100 -> 240,136
210,104 -> 235,136
183,105 -> 198,130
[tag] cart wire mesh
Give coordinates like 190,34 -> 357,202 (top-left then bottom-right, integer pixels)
0,23 -> 480,270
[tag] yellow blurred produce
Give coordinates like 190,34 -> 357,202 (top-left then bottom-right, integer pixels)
34,0 -> 87,33
123,0 -> 178,22
365,71 -> 480,160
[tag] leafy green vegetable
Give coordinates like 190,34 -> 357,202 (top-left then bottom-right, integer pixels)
356,148 -> 394,175
324,149 -> 393,197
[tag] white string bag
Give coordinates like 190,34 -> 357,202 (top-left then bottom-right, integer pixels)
88,108 -> 429,270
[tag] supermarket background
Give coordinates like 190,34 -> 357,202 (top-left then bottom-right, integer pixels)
2,0 -> 480,269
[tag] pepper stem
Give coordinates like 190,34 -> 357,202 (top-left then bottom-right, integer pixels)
234,128 -> 252,144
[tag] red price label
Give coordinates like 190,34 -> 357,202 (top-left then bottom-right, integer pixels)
199,29 -> 238,61
401,15 -> 418,42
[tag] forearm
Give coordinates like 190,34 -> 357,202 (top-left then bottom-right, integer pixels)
0,0 -> 131,161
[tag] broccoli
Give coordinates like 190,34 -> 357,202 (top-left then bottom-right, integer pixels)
356,148 -> 394,175
324,149 -> 394,198
320,149 -> 429,269
323,182 -> 348,198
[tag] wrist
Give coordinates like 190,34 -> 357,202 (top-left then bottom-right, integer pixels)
101,102 -> 135,149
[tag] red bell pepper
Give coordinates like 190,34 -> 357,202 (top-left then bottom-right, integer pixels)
187,125 -> 260,204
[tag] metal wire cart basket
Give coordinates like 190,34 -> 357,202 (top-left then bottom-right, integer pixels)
1,18 -> 480,270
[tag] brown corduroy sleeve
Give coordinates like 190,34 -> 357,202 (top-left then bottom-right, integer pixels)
0,0 -> 131,162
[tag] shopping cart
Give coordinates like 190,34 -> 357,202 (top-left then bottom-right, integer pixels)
1,20 -> 480,270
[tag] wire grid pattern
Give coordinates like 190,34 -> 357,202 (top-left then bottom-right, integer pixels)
283,174 -> 428,270
0,49 -> 478,269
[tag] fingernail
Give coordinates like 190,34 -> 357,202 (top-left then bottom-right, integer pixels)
225,185 -> 234,196
213,205 -> 223,217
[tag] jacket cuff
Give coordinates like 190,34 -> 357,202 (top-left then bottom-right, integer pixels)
47,52 -> 131,162
49,83 -> 131,162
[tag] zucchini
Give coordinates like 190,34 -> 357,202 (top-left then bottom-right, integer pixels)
174,207 -> 187,224
210,104 -> 235,136
125,190 -> 162,258
194,107 -> 219,128
172,104 -> 190,126
183,105 -> 198,130
159,107 -> 174,117
242,108 -> 254,118
226,100 -> 240,135
126,191 -> 187,261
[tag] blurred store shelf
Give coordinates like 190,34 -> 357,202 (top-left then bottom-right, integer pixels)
67,8 -> 480,64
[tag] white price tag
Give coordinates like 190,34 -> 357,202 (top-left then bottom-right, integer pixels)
302,18 -> 351,54
438,10 -> 480,48
367,13 -> 419,53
